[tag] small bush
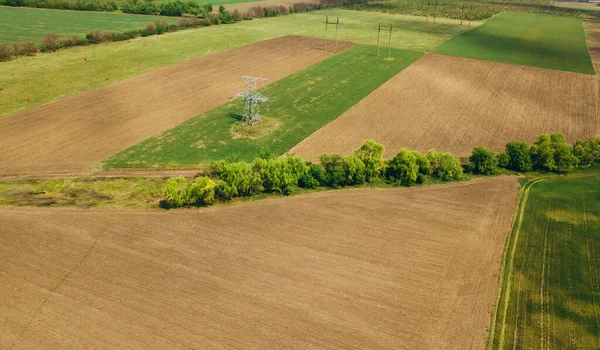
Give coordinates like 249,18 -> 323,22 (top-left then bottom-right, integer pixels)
427,150 -> 463,181
0,43 -> 15,61
504,140 -> 532,172
252,158 -> 294,194
231,9 -> 243,21
469,146 -> 497,175
154,20 -> 170,34
212,161 -> 262,198
164,176 -> 190,207
385,148 -> 419,185
40,33 -> 63,52
497,152 -> 510,168
353,140 -> 384,181
187,176 -> 215,205
412,151 -> 431,175
530,133 -> 577,172
13,41 -> 36,56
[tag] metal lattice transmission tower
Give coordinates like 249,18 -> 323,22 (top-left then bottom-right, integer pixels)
235,76 -> 269,126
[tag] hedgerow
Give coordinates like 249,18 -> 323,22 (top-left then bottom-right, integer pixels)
164,135 -> 600,208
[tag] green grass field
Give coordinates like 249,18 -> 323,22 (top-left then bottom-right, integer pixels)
104,45 -> 422,168
0,6 -> 177,44
435,12 -> 595,74
0,9 -> 474,118
489,170 -> 600,349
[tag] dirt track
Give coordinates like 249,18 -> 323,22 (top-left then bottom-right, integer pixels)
290,53 -> 599,160
0,36 -> 353,177
0,177 -> 519,349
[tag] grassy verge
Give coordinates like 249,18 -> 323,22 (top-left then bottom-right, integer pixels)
488,166 -> 600,349
0,6 -> 177,44
0,9 -> 474,118
103,45 -> 423,168
435,12 -> 595,74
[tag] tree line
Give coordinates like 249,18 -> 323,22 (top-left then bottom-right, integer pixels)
163,133 -> 600,208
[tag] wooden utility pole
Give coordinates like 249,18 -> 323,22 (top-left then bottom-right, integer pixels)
433,0 -> 438,23
469,5 -> 472,26
460,3 -> 465,25
324,16 -> 328,51
376,23 -> 381,56
334,17 -> 339,53
426,0 -> 430,23
387,24 -> 393,59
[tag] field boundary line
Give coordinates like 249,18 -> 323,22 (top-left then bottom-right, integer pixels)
486,177 -> 543,349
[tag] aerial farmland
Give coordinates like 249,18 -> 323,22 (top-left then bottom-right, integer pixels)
0,0 -> 598,348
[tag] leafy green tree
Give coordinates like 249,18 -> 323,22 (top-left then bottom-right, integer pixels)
497,152 -> 510,168
573,137 -> 600,166
252,158 -> 299,194
299,163 -> 326,188
505,141 -> 532,172
385,148 -> 419,185
427,150 -> 463,181
212,161 -> 262,197
164,176 -> 190,207
553,142 -> 578,172
284,156 -> 309,183
342,156 -> 366,185
411,151 -> 431,175
319,153 -> 345,188
530,133 -> 577,172
469,146 -> 498,175
353,140 -> 385,181
187,176 -> 216,206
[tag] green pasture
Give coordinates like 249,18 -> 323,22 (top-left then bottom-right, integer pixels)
104,45 -> 422,168
0,6 -> 176,44
435,12 -> 595,74
0,9 -> 473,118
489,170 -> 600,349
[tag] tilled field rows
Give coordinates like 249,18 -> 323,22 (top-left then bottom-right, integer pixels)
290,53 -> 599,160
1,177 -> 519,349
0,36 -> 353,177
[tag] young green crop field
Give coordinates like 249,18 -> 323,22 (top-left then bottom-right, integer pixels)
104,45 -> 422,168
0,9 -> 474,118
0,6 -> 177,44
489,170 -> 600,349
435,12 -> 595,74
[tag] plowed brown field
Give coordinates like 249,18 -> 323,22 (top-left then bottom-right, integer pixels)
1,177 -> 519,349
290,53 -> 600,160
0,36 -> 353,177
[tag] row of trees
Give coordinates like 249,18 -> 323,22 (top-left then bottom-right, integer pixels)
164,134 -> 600,208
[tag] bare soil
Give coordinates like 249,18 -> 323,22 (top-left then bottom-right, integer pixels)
0,177 -> 519,349
0,36 -> 353,177
290,53 -> 599,160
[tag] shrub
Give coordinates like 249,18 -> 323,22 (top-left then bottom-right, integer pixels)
164,176 -> 190,207
145,22 -> 157,35
0,43 -> 15,61
469,146 -> 497,175
412,151 -> 431,175
154,20 -> 170,34
212,161 -> 262,197
252,158 -> 294,194
40,33 -> 63,52
215,180 -> 236,200
13,41 -> 36,56
249,6 -> 265,17
385,148 -> 419,185
299,163 -> 326,188
529,133 -> 576,172
231,9 -> 243,21
342,156 -> 366,185
427,150 -> 463,181
207,12 -> 221,24
353,140 -> 384,181
319,153 -> 345,188
573,137 -> 600,166
285,156 -> 308,182
187,176 -> 215,205
504,140 -> 532,172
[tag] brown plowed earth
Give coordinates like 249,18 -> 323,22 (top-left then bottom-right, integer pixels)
0,177 -> 519,350
0,36 -> 353,177
290,53 -> 600,160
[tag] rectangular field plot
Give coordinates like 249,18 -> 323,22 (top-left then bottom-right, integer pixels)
104,45 -> 422,169
290,53 -> 599,160
490,173 -> 600,349
0,177 -> 519,349
0,7 -> 176,44
434,12 -> 595,74
0,36 -> 350,177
